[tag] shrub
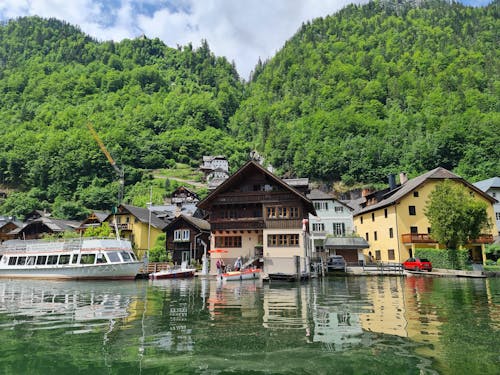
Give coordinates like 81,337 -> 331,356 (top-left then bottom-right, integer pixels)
415,248 -> 470,270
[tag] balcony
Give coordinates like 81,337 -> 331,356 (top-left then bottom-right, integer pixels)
401,233 -> 437,244
210,219 -> 265,231
469,234 -> 494,244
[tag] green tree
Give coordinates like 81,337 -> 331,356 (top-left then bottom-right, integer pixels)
424,180 -> 491,250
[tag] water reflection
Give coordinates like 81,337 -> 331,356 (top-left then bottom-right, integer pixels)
0,276 -> 498,374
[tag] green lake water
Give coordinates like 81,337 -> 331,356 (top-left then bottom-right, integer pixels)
0,276 -> 498,374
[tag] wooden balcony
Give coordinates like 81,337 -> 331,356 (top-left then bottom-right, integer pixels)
213,191 -> 297,204
210,219 -> 265,231
469,234 -> 494,244
401,233 -> 437,244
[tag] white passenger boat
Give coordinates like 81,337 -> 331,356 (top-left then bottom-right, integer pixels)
0,238 -> 142,280
219,268 -> 262,282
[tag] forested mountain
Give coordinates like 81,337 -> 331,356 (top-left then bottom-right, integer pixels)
230,0 -> 499,185
0,16 -> 250,217
0,0 -> 498,220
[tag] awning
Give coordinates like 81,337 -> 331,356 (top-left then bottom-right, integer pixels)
324,237 -> 369,249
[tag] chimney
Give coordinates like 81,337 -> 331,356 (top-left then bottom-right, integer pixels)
399,172 -> 408,185
388,174 -> 396,191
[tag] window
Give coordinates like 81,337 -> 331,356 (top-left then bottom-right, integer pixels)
492,192 -> 496,198
334,206 -> 343,213
389,227 -> 394,238
333,223 -> 346,236
312,223 -> 325,232
371,213 -> 375,222
107,252 -> 121,263
384,209 -> 388,218
413,191 -> 419,197
80,254 -> 95,264
267,234 -> 300,247
374,231 -> 378,241
375,250 -> 381,260
17,256 -> 26,265
174,229 -> 190,241
409,206 -> 416,215
8,257 -> 17,265
314,202 -> 328,211
496,212 -> 500,221
267,206 -> 299,219
365,232 -> 369,241
58,255 -> 70,265
360,216 -> 363,224
215,236 -> 242,248
71,254 -> 79,264
96,253 -> 107,264
410,226 -> 418,234
388,249 -> 395,260
36,256 -> 47,265
47,255 -> 58,265
120,252 -> 131,261
26,256 -> 36,265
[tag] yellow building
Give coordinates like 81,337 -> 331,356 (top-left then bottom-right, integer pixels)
106,204 -> 167,258
353,168 -> 496,264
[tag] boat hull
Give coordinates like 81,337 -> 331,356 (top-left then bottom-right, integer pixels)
0,262 -> 142,280
220,268 -> 261,281
149,269 -> 196,280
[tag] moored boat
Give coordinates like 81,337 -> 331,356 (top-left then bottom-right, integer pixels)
0,238 -> 142,280
149,262 -> 196,280
219,268 -> 261,282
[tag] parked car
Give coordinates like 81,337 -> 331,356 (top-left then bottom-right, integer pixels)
402,258 -> 432,272
327,255 -> 346,271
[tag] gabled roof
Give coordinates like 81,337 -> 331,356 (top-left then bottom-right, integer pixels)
356,167 -> 497,215
474,177 -> 500,192
307,189 -> 354,211
197,160 -> 315,214
165,214 -> 210,232
115,204 -> 168,230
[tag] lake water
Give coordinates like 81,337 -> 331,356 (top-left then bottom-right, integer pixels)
0,275 -> 498,374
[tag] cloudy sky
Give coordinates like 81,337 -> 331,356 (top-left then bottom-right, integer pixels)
0,0 -> 492,80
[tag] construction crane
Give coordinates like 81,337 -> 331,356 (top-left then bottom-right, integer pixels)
87,123 -> 124,203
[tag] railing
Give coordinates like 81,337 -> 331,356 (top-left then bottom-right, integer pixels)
468,234 -> 494,244
115,223 -> 131,230
401,233 -> 437,243
210,220 -> 266,230
213,191 -> 298,204
265,219 -> 303,229
138,262 -> 171,274
362,262 -> 403,274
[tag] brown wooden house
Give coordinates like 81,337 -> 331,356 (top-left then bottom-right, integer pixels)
164,214 -> 210,265
197,160 -> 316,276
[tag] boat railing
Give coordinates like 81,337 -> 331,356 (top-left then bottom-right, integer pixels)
0,237 -> 127,254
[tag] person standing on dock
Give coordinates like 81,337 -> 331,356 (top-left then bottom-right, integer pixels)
234,256 -> 242,271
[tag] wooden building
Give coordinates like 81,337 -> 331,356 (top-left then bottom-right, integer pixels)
164,214 -> 210,266
197,161 -> 316,276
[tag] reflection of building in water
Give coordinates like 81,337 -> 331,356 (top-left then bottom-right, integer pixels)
358,277 -> 408,337
207,279 -> 261,320
262,286 -> 309,330
313,307 -> 365,351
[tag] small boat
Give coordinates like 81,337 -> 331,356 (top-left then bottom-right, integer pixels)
0,238 -> 142,280
149,262 -> 196,280
219,268 -> 261,282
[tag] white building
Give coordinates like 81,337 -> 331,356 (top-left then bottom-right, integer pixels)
474,177 -> 500,236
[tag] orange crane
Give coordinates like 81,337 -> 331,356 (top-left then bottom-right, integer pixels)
87,123 -> 124,203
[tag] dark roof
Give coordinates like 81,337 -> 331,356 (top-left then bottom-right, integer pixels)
307,189 -> 333,200
198,160 -> 316,214
356,167 -> 497,215
117,204 -> 168,230
324,236 -> 370,249
165,214 -> 210,231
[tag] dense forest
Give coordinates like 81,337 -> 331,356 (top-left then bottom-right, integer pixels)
0,0 -> 498,219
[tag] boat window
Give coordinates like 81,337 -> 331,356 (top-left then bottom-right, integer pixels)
17,257 -> 27,265
47,255 -> 58,265
81,254 -> 96,265
107,252 -> 121,263
120,251 -> 131,261
71,254 -> 79,264
26,256 -> 36,265
58,255 -> 71,265
96,253 -> 107,264
8,257 -> 17,265
129,252 -> 137,261
36,256 -> 47,265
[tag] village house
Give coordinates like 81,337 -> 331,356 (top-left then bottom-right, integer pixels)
76,210 -> 110,234
106,204 -> 168,259
164,214 -> 210,266
474,177 -> 500,236
200,155 -> 230,190
197,160 -> 316,277
353,168 -> 497,264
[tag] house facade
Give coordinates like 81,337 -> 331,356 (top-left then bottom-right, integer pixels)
106,204 -> 167,258
474,177 -> 500,236
164,214 -> 210,265
353,168 -> 497,264
197,161 -> 316,276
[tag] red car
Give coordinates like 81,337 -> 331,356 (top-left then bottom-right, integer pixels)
402,257 -> 432,272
